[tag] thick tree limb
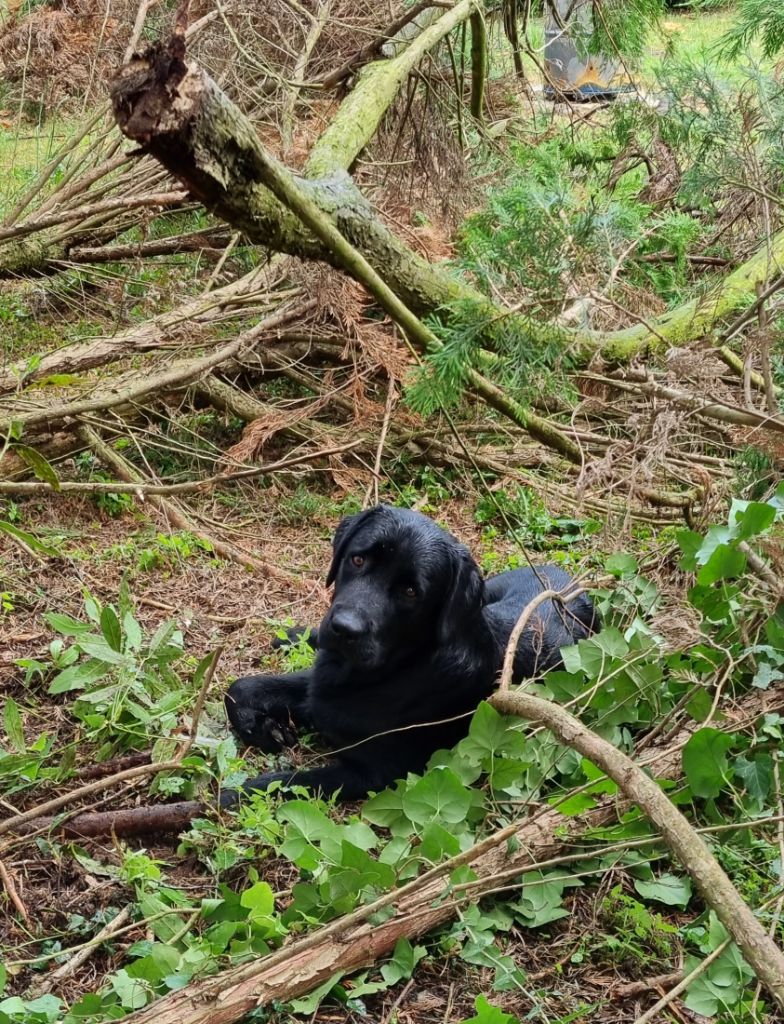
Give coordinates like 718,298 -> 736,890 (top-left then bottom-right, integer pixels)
111,52 -> 580,460
110,26 -> 784,373
305,0 -> 480,177
490,688 -> 784,1013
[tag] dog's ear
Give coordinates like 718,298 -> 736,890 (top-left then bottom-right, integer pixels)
326,507 -> 381,586
437,543 -> 484,643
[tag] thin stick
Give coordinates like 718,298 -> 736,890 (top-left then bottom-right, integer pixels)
185,645 -> 224,752
633,939 -> 731,1024
0,191 -> 188,243
30,906 -> 132,996
0,440 -> 360,495
0,856 -> 31,924
0,759 -> 183,838
497,585 -> 586,693
363,378 -> 396,507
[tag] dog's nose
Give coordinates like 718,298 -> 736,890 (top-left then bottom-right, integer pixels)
330,609 -> 364,641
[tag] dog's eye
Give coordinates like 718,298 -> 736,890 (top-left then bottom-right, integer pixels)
403,585 -> 417,599
351,554 -> 364,567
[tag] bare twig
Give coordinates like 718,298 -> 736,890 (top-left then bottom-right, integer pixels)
0,440 -> 361,494
29,906 -> 132,996
497,585 -> 586,693
633,939 -> 732,1024
0,856 -> 30,924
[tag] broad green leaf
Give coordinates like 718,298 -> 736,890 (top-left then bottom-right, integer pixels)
734,753 -> 773,800
100,606 -> 122,653
362,783 -> 411,834
730,500 -> 776,540
137,894 -> 184,943
634,872 -> 692,908
605,552 -> 637,576
48,658 -> 108,694
682,728 -> 736,799
240,881 -> 273,918
279,802 -> 342,869
696,544 -> 746,585
109,969 -> 149,1010
401,768 -> 472,825
459,702 -> 527,763
14,445 -> 60,490
381,938 -> 427,985
3,698 -> 25,753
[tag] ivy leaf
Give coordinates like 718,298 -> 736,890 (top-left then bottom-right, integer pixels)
459,702 -> 527,764
634,873 -> 692,908
511,870 -> 573,928
419,822 -> 461,862
362,783 -> 411,835
605,552 -> 637,576
461,994 -> 520,1024
682,728 -> 736,799
109,969 -> 149,1009
401,768 -> 473,826
279,802 -> 342,869
696,544 -> 746,585
288,971 -> 343,1014
734,753 -> 773,800
751,661 -> 783,690
380,938 -> 427,985
730,500 -> 776,540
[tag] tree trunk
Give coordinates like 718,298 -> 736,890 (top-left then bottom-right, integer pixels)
110,26 -> 784,368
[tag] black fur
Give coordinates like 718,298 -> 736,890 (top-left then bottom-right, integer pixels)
224,505 -> 598,803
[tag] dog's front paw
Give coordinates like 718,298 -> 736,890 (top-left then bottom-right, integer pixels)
224,675 -> 299,753
226,699 -> 298,753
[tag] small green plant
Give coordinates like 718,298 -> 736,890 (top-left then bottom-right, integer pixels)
474,485 -> 592,550
598,887 -> 679,969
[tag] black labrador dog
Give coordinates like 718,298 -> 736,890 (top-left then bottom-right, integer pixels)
224,505 -> 597,802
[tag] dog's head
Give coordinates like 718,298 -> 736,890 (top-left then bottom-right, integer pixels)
319,505 -> 484,671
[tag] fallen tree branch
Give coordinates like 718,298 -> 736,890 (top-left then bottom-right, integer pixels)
12,800 -> 204,839
489,688 -> 784,1012
0,439 -> 361,495
0,267 -> 286,396
77,423 -> 289,577
111,55 -> 580,461
0,191 -> 188,244
0,300 -> 313,438
67,226 -> 232,263
108,16 -> 784,369
0,759 -> 184,839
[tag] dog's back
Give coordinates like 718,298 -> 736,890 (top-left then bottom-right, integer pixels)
484,565 -> 598,679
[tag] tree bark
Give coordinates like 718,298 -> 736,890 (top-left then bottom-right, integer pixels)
109,26 -> 784,370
